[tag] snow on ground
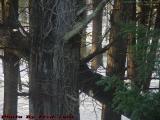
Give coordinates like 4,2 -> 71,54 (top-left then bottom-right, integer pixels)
0,59 -> 132,120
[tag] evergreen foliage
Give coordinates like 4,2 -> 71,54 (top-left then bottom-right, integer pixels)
97,23 -> 160,120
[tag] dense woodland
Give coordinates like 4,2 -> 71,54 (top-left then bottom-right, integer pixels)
0,0 -> 160,120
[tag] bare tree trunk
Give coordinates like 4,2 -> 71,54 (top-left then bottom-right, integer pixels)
91,0 -> 103,70
2,0 -> 19,119
3,51 -> 19,119
29,0 -> 81,119
102,0 -> 130,119
106,0 -> 127,79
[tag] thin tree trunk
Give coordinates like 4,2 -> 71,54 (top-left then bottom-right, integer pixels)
91,0 -> 103,70
127,1 -> 136,82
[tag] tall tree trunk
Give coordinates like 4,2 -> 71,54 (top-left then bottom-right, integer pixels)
106,0 -> 127,79
91,0 -> 103,70
29,0 -> 81,119
3,51 -> 19,119
2,0 -> 19,118
102,0 -> 132,119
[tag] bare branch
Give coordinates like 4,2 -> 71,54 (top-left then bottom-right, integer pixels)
81,40 -> 115,63
18,92 -> 29,96
64,0 -> 109,43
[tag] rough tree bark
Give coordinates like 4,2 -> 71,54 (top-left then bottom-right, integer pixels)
3,51 -> 19,119
0,0 -> 114,106
102,0 -> 128,119
2,0 -> 19,118
0,0 -> 122,118
29,0 -> 81,119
